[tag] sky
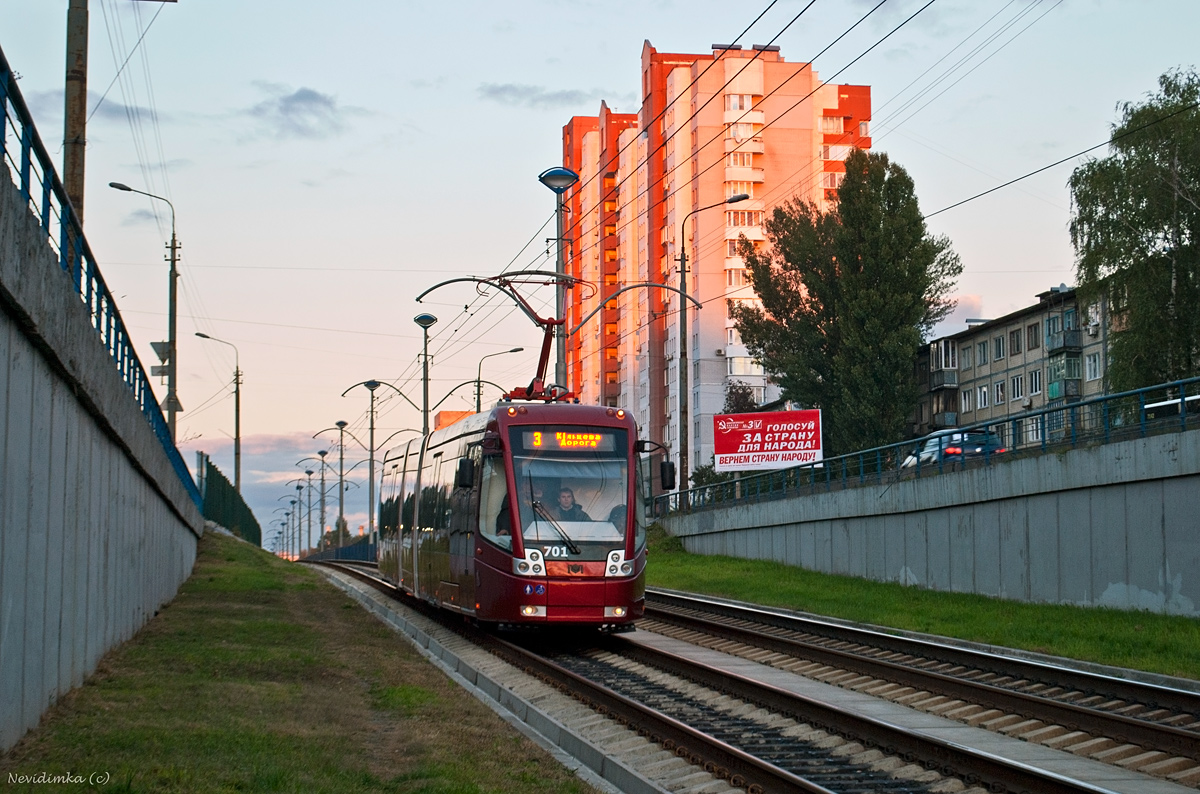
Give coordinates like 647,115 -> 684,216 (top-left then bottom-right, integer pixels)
1,0 -> 1196,550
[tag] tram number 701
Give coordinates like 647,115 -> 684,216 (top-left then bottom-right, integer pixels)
542,545 -> 572,558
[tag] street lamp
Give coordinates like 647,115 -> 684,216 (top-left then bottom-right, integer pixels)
413,313 -> 438,435
476,347 -> 523,412
538,166 -> 579,388
677,192 -> 749,493
110,181 -> 182,440
295,483 -> 304,556
342,380 -> 416,549
195,332 -> 241,492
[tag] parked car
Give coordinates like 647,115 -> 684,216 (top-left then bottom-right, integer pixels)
901,429 -> 1006,468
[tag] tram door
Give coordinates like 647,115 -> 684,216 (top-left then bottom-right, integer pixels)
448,442 -> 481,611
398,444 -> 419,591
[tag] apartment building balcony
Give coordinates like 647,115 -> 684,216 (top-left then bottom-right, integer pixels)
603,383 -> 622,399
929,369 -> 958,390
724,166 -> 765,183
932,411 -> 958,429
723,110 -> 765,126
1047,378 -> 1081,400
1047,329 -> 1082,353
725,137 -> 764,154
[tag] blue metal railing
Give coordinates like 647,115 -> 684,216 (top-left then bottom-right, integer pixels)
1,46 -> 201,509
655,376 -> 1200,516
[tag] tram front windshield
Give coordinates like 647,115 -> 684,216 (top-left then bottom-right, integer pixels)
510,427 -> 629,551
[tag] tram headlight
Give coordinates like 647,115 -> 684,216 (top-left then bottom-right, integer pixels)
518,561 -> 529,573
609,565 -> 618,574
532,564 -> 542,573
621,563 -> 632,575
610,552 -> 620,563
521,605 -> 539,616
612,606 -> 626,617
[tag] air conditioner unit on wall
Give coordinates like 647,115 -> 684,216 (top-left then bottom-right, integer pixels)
715,348 -> 725,356
1087,324 -> 1099,336
1022,398 -> 1033,409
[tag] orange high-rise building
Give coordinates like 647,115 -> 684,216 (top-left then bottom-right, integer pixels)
561,41 -> 870,483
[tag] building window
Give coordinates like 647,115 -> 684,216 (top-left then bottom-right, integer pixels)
727,210 -> 763,227
726,123 -> 758,140
727,357 -> 763,376
1064,308 -> 1077,330
961,389 -> 973,413
1009,329 -> 1022,355
821,144 -> 852,161
820,116 -> 844,134
1011,374 -> 1024,401
605,372 -> 618,384
604,323 -> 617,335
727,327 -> 742,345
726,181 -> 755,198
1049,352 -> 1081,382
726,268 -> 749,287
992,334 -> 1006,361
1029,368 -> 1043,395
858,121 -> 870,137
994,381 -> 1006,404
605,347 -> 618,360
604,274 -> 618,286
977,385 -> 989,409
820,172 -> 845,189
960,346 -> 972,370
727,151 -> 753,167
1047,314 -> 1061,336
1085,352 -> 1102,381
725,94 -> 754,111
1027,322 -> 1040,350
977,341 -> 988,365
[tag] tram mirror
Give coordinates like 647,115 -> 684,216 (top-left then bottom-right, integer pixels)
660,460 -> 676,491
455,457 -> 475,489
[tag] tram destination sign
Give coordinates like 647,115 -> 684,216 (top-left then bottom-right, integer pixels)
712,409 -> 822,472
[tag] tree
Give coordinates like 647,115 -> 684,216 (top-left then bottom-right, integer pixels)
1069,68 -> 1200,391
731,149 -> 961,455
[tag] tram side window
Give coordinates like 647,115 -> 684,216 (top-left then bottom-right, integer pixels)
478,456 -> 511,550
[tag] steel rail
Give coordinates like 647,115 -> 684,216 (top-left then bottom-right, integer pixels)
646,591 -> 1200,759
605,635 -> 1124,794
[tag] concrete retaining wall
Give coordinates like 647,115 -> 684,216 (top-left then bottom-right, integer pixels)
0,169 -> 202,751
661,432 -> 1200,616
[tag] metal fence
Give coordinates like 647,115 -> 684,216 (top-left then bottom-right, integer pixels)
655,376 -> 1200,516
0,46 -> 200,508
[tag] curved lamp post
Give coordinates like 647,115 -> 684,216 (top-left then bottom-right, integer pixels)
195,332 -> 241,491
538,167 -> 579,388
110,181 -> 181,440
476,347 -> 522,412
342,380 -> 417,548
413,313 -> 438,435
676,192 -> 749,493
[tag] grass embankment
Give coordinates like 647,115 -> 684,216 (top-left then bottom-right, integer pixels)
0,532 -> 598,794
645,527 -> 1200,681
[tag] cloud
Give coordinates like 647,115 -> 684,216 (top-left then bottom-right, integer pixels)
244,82 -> 363,140
477,83 -> 634,110
930,293 -> 984,338
119,208 -> 163,227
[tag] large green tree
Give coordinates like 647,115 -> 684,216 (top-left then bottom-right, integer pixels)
1069,68 -> 1200,391
731,149 -> 961,455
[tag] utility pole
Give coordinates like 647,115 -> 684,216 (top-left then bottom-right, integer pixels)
317,450 -> 328,550
64,0 -> 88,220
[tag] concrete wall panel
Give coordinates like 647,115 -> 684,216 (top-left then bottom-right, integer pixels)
1088,486 -> 1125,607
949,511 -> 974,594
902,514 -> 927,587
926,511 -> 950,592
1026,493 -> 1060,604
972,501 -> 1001,597
998,498 -> 1028,602
1161,477 -> 1200,613
1122,480 -> 1167,612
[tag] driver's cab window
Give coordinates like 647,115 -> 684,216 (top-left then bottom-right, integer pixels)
477,456 -> 511,550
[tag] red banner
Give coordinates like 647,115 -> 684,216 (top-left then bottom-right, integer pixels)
712,409 -> 822,472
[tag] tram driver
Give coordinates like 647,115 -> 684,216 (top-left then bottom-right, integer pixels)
554,487 -> 591,521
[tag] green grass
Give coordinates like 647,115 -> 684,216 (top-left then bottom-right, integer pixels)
644,526 -> 1200,680
0,532 -> 597,794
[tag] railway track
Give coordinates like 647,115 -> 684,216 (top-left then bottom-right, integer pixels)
316,562 -> 1190,792
643,589 -> 1200,788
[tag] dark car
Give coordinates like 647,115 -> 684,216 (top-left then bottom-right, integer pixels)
901,429 -> 1006,469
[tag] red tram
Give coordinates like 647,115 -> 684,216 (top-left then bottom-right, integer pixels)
376,401 -> 650,629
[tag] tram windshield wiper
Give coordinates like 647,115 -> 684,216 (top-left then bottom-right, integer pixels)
531,501 -> 582,555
